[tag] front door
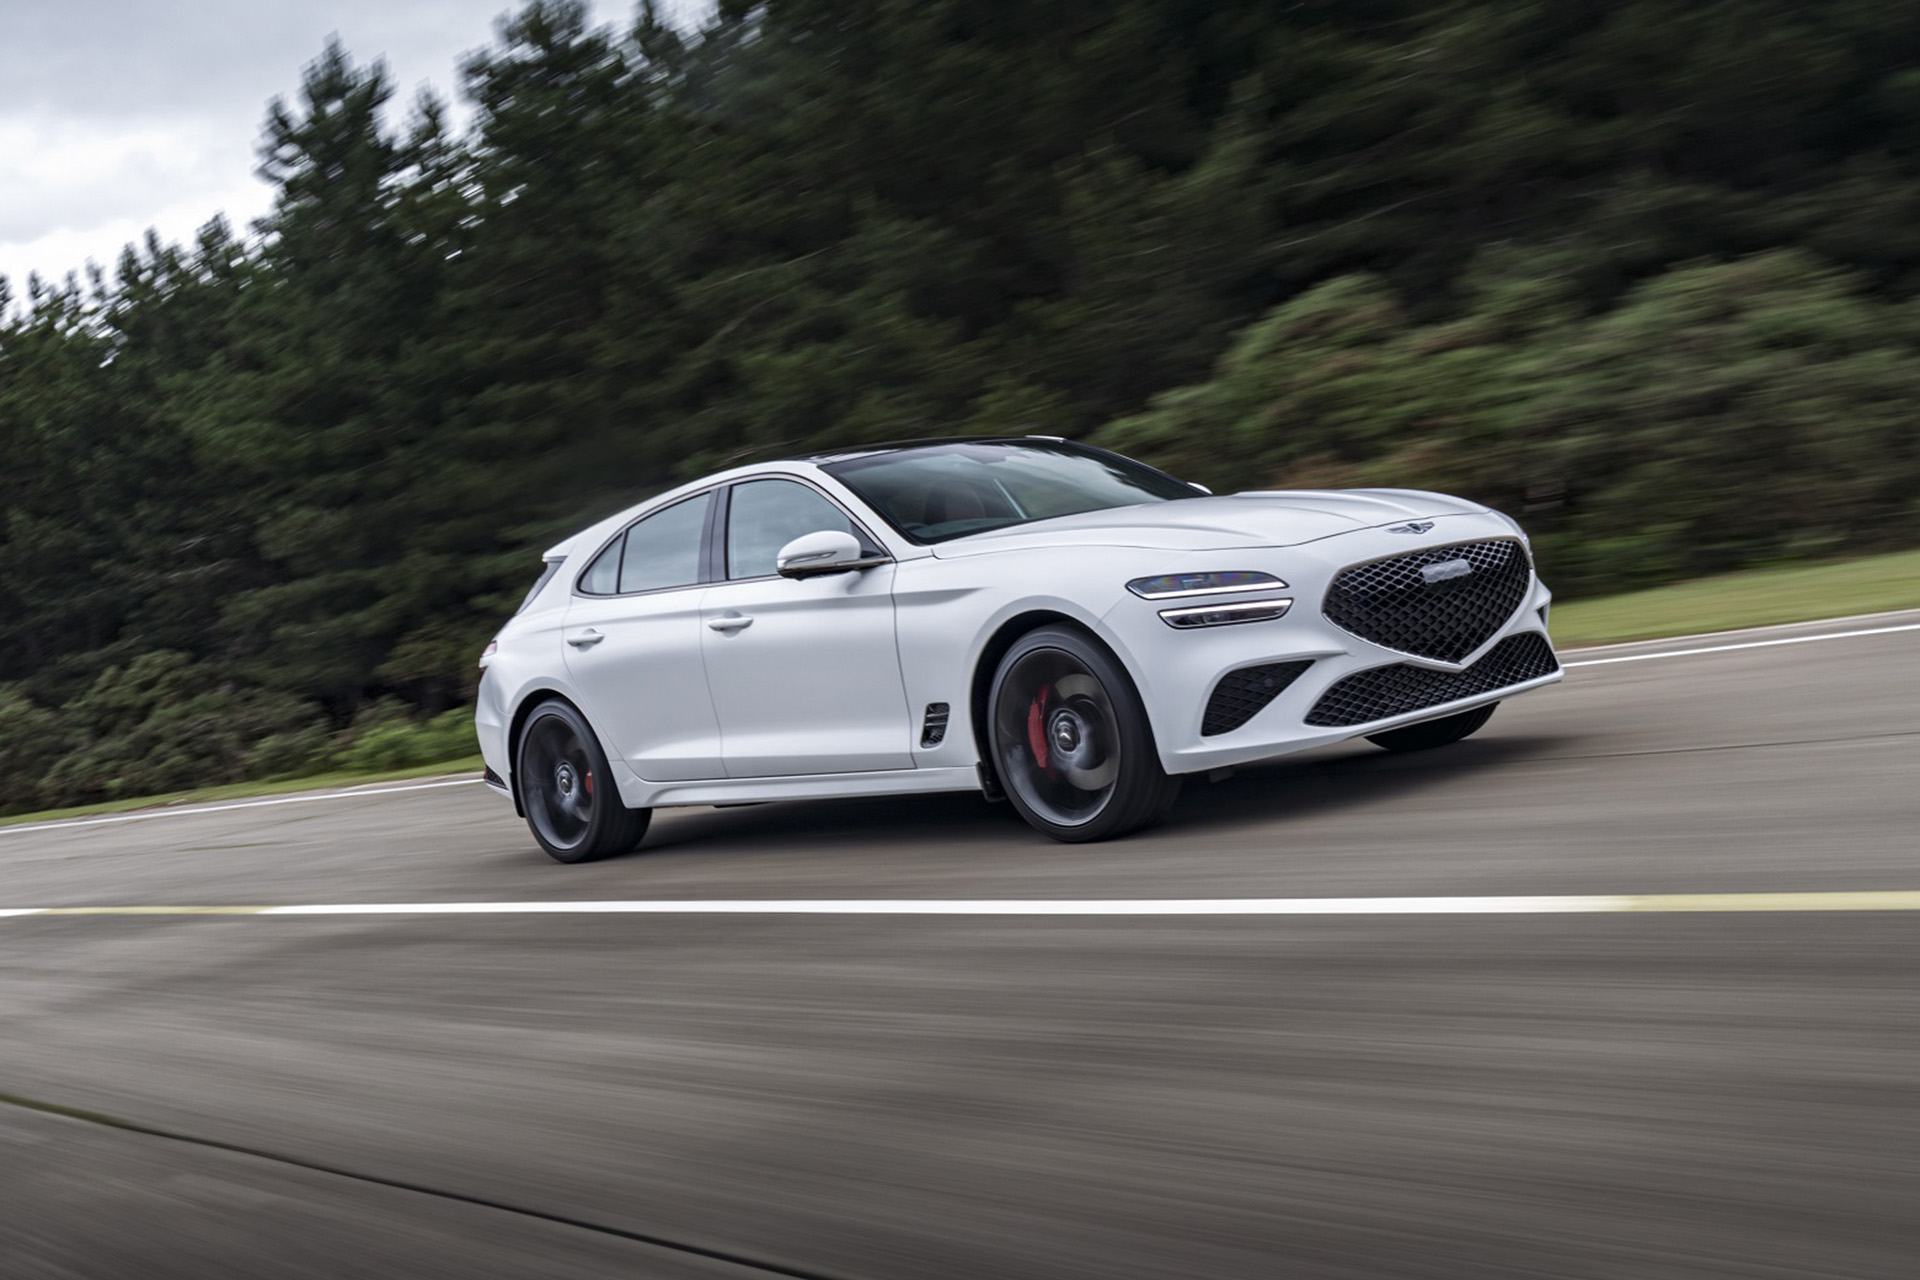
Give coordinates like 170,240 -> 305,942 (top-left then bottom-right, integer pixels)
701,478 -> 912,777
562,492 -> 723,781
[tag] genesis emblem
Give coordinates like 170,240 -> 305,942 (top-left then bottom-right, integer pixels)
1387,521 -> 1435,534
1421,558 -> 1474,585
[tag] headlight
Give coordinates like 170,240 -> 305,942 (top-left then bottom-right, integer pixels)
1126,571 -> 1287,600
1157,598 -> 1293,629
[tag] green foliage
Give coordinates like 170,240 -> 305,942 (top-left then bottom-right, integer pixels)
1098,250 -> 1920,594
1548,547 -> 1920,648
0,686 -> 81,810
337,707 -> 479,773
7,0 -> 1920,809
18,654 -> 323,806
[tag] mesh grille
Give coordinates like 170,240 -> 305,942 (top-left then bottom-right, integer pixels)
1305,633 -> 1558,728
1202,661 -> 1313,736
1324,539 -> 1532,663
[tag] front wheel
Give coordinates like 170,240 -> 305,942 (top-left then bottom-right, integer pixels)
517,700 -> 651,863
1365,702 -> 1497,753
988,626 -> 1180,843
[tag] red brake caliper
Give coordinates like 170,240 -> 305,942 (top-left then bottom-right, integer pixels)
583,770 -> 593,797
1026,683 -> 1052,771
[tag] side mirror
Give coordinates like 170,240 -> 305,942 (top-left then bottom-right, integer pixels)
775,530 -> 890,579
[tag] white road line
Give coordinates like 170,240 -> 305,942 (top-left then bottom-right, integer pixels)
264,896 -> 1618,916
1562,621 -> 1920,668
1560,607 -> 1920,654
0,778 -> 484,836
7,892 -> 1920,918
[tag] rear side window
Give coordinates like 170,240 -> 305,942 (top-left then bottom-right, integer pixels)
578,492 -> 712,596
579,542 -> 622,595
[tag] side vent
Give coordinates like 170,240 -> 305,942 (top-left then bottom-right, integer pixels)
920,702 -> 951,748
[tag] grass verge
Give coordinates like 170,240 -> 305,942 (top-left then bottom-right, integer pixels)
0,756 -> 484,829
1549,547 -> 1920,647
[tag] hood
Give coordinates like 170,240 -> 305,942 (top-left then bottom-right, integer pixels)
930,489 -> 1488,556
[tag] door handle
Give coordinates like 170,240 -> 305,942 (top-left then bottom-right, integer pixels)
707,613 -> 754,632
567,628 -> 605,648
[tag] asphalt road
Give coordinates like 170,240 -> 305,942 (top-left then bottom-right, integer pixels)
2,613 -> 1918,1278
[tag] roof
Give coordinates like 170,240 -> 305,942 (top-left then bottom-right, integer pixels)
787,435 -> 1072,463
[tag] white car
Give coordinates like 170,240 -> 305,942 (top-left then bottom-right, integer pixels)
477,438 -> 1561,860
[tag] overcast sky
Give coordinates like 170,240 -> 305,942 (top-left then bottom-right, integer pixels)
1,0 -> 685,296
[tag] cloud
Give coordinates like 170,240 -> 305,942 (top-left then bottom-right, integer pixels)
0,106 -> 265,290
0,0 -> 688,292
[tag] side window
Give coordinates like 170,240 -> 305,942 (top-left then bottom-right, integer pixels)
579,541 -> 622,595
726,479 -> 860,580
619,493 -> 710,593
577,493 -> 711,596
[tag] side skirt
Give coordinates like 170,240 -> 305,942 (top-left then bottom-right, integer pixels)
616,765 -> 985,810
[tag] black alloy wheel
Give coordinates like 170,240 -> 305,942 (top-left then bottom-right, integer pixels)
988,626 -> 1181,842
517,700 -> 651,863
1365,701 -> 1497,753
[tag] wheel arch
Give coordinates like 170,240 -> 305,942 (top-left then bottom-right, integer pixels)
505,685 -> 589,818
967,609 -> 1149,792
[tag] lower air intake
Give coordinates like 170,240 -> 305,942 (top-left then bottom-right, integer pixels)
1202,661 -> 1313,736
1305,633 -> 1558,728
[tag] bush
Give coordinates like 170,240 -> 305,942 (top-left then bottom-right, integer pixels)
335,703 -> 477,773
0,672 -> 481,815
243,724 -> 340,780
1095,250 -> 1920,597
36,652 -> 325,804
0,685 -> 83,812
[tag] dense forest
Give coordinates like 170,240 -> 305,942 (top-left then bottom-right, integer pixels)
5,0 -> 1920,810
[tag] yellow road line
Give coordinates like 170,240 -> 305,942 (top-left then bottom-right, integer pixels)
1618,891 -> 1920,913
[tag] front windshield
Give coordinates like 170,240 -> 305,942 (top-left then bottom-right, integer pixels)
821,440 -> 1198,544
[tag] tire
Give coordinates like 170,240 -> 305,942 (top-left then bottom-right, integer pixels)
1365,702 -> 1497,753
988,626 -> 1181,843
516,699 -> 651,863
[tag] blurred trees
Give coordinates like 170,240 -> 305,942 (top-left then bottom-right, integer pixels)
1098,250 -> 1920,593
4,0 -> 1920,807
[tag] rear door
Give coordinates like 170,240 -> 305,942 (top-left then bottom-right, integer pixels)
561,492 -> 723,782
700,477 -> 913,777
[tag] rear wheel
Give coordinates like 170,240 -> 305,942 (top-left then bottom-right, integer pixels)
988,626 -> 1180,843
1365,702 -> 1497,753
517,700 -> 650,863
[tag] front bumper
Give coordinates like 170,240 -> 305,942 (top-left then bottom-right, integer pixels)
1101,515 -> 1562,775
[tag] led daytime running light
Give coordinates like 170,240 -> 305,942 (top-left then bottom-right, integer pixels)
1127,571 -> 1287,600
1157,598 -> 1293,629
